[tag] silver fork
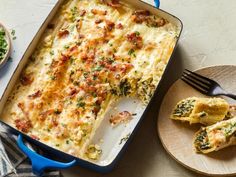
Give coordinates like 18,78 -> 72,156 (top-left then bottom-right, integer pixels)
181,69 -> 236,100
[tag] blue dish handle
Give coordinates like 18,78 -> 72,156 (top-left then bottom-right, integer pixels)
17,134 -> 77,176
154,0 -> 160,8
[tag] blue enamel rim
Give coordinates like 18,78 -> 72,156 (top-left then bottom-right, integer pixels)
154,0 -> 160,8
1,0 -> 183,175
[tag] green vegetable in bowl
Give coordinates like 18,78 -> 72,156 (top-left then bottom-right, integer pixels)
0,27 -> 8,61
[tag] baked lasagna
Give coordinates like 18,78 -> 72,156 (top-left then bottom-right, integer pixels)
1,0 -> 179,160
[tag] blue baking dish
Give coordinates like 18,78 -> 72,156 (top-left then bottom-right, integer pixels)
0,0 -> 183,176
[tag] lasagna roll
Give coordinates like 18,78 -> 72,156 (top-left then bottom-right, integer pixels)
171,97 -> 229,125
194,116 -> 236,153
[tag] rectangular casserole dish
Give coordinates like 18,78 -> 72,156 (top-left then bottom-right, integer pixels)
0,0 -> 183,175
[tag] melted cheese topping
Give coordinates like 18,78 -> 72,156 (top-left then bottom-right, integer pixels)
1,0 -> 179,159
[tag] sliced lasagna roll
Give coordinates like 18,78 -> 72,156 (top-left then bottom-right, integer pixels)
194,116 -> 236,153
171,97 -> 229,125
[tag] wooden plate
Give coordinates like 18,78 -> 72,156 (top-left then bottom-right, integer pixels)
157,65 -> 236,176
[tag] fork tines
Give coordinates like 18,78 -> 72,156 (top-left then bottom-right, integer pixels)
181,69 -> 212,94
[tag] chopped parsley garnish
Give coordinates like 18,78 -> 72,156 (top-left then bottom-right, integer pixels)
92,92 -> 97,97
108,58 -> 114,63
73,81 -> 79,86
93,75 -> 97,80
99,56 -> 105,60
135,31 -> 140,36
70,70 -> 75,76
54,109 -> 61,114
70,57 -> 75,64
50,75 -> 56,80
50,50 -> 54,55
76,41 -> 82,46
113,48 -> 117,53
70,7 -> 78,21
128,49 -> 135,56
64,45 -> 69,49
11,29 -> 16,40
92,65 -> 103,71
11,29 -> 15,36
83,72 -> 89,78
77,101 -> 85,107
61,123 -> 67,127
77,98 -> 86,108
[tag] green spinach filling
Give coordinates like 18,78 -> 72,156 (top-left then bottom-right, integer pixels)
173,99 -> 196,117
195,129 -> 211,151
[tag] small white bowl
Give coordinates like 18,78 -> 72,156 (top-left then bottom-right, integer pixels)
0,23 -> 11,68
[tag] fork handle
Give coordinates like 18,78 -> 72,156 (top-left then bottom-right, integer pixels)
223,93 -> 236,100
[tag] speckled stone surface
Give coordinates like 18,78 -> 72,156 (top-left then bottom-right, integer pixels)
1,0 -> 236,176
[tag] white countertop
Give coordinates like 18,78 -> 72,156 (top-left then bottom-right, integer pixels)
1,0 -> 236,176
